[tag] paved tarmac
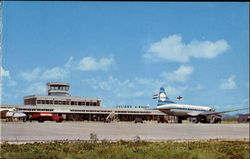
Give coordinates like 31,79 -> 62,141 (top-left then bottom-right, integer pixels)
0,122 -> 249,142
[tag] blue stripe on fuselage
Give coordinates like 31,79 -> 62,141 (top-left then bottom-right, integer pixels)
157,106 -> 210,112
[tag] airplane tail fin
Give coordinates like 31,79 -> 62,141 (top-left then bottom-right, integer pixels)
153,87 -> 175,106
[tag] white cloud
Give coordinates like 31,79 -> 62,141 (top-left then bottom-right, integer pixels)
7,80 -> 17,87
86,75 -> 187,101
165,85 -> 187,96
143,34 -> 229,63
24,82 -> 46,95
41,67 -> 69,80
160,65 -> 194,82
1,67 -> 10,79
19,56 -> 74,81
19,67 -> 41,81
195,84 -> 204,90
81,74 -> 191,108
220,75 -> 237,90
135,77 -> 153,85
135,77 -> 187,97
77,56 -> 114,71
19,67 -> 69,81
98,81 -> 112,90
94,76 -> 134,91
64,56 -> 74,68
134,91 -> 145,97
19,56 -> 114,82
1,67 -> 18,87
86,76 -> 144,100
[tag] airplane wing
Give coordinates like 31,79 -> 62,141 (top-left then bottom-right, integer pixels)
202,108 -> 249,116
187,108 -> 248,117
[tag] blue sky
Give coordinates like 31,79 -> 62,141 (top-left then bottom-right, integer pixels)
1,2 -> 249,113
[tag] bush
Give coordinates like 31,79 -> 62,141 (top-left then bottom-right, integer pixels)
89,132 -> 98,142
0,140 -> 249,159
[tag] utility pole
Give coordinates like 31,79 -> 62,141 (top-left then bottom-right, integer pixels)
0,0 -> 3,105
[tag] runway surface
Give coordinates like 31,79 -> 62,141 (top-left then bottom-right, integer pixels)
0,122 -> 249,142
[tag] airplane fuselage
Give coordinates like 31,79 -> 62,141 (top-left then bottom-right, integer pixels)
6,111 -> 27,119
157,103 -> 213,117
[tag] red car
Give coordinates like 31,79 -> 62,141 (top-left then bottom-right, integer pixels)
30,113 -> 63,123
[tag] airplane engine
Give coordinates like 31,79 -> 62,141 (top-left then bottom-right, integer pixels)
13,112 -> 27,118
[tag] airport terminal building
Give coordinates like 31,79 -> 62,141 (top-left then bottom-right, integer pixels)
2,82 -> 166,121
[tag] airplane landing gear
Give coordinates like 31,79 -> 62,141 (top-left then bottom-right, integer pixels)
193,118 -> 199,123
194,116 -> 209,123
210,116 -> 221,124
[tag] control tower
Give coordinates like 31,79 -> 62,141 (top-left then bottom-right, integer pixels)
47,82 -> 70,96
